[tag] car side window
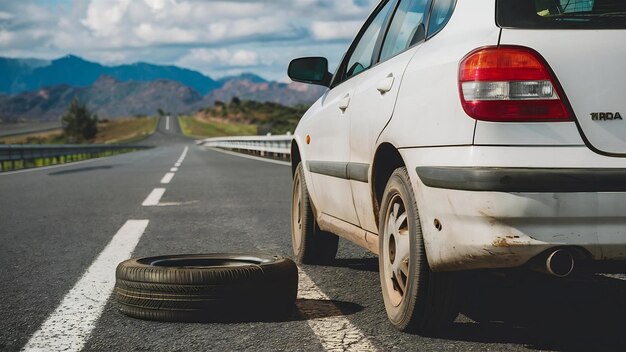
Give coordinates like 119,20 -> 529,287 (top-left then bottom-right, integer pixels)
427,0 -> 456,38
343,0 -> 397,80
379,0 -> 429,62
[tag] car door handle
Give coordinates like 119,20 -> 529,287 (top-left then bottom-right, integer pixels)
339,94 -> 351,111
377,74 -> 395,94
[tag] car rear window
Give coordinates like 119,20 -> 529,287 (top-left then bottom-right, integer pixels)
497,0 -> 626,29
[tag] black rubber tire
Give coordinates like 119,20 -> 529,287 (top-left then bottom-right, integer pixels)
115,253 -> 298,322
378,167 -> 458,334
291,162 -> 339,264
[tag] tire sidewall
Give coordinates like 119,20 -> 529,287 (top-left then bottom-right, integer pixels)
291,163 -> 306,259
378,168 -> 423,328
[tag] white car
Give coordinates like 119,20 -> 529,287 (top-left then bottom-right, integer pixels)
288,0 -> 626,333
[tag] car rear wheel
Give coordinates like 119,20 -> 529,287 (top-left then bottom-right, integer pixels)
379,167 -> 458,334
291,162 -> 338,264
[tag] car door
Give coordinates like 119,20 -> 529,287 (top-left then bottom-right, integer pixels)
349,0 -> 433,233
307,0 -> 398,226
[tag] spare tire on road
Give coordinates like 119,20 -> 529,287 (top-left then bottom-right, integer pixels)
115,254 -> 298,322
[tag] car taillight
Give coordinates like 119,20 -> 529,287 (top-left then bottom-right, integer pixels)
459,46 -> 571,122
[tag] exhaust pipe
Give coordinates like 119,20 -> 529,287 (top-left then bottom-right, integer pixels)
545,249 -> 575,278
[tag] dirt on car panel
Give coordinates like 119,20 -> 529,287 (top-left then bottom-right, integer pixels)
492,235 -> 525,248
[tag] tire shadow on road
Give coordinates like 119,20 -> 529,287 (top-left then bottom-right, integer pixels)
439,272 -> 626,351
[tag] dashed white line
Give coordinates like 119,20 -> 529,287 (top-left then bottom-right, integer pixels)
22,220 -> 150,352
171,167 -> 178,172
177,146 -> 189,163
160,172 -> 175,184
165,116 -> 170,131
296,267 -> 377,352
142,188 -> 166,206
174,163 -> 181,167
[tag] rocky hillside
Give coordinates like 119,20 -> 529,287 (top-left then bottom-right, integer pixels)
0,55 -> 327,123
0,55 -> 219,95
0,75 -> 325,123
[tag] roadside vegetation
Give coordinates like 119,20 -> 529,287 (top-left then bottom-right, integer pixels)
178,115 -> 256,138
0,116 -> 157,145
184,97 -> 309,138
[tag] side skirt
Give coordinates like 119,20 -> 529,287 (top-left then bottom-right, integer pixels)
317,213 -> 379,255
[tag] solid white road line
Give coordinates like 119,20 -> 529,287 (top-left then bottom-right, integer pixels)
296,268 -> 377,352
203,147 -> 291,167
22,220 -> 150,352
171,167 -> 178,172
166,116 -> 170,131
160,172 -> 175,184
142,188 -> 166,206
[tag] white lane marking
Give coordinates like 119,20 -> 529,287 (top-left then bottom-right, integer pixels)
177,146 -> 189,163
601,273 -> 626,281
142,188 -> 166,206
296,267 -> 377,352
175,163 -> 181,167
171,167 -> 178,172
160,172 -> 175,184
155,200 -> 198,207
165,116 -> 170,131
203,147 -> 290,166
22,220 -> 150,352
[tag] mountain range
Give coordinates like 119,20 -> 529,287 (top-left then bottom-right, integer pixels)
0,56 -> 326,123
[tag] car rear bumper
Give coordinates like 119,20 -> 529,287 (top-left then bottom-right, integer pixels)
416,167 -> 626,193
400,146 -> 626,272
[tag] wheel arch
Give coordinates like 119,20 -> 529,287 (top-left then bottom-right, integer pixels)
291,140 -> 302,178
372,142 -> 406,226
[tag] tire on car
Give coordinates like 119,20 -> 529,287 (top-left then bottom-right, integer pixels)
291,162 -> 339,264
378,167 -> 458,334
115,253 -> 298,322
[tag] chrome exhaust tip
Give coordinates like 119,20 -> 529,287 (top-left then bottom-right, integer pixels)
546,249 -> 575,278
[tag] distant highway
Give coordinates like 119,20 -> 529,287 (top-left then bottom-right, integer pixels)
0,116 -> 624,351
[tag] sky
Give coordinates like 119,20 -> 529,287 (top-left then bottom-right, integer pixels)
0,0 -> 379,81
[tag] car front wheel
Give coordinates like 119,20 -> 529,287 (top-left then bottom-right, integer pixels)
379,167 -> 458,334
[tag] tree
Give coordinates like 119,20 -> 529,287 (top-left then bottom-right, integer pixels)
157,108 -> 166,117
62,98 -> 98,143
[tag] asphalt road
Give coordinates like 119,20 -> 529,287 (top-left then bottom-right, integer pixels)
1,117 -> 624,351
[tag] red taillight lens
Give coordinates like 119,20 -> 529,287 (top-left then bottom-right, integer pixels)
459,46 -> 571,122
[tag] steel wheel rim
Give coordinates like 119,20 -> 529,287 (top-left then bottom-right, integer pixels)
382,193 -> 410,307
291,172 -> 303,253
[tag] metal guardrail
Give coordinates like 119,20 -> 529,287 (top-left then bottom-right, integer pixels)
0,144 -> 151,172
198,135 -> 293,160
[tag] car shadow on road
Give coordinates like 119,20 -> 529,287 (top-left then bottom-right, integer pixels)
438,272 -> 626,351
294,298 -> 364,321
199,299 -> 364,324
326,258 -> 379,273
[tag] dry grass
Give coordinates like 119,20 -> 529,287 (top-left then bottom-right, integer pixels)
178,115 -> 256,138
0,117 -> 158,145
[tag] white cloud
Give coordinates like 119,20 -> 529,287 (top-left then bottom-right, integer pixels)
0,11 -> 14,20
178,48 -> 260,69
0,30 -> 14,45
81,0 -> 132,37
311,21 -> 362,41
0,0 -> 380,80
